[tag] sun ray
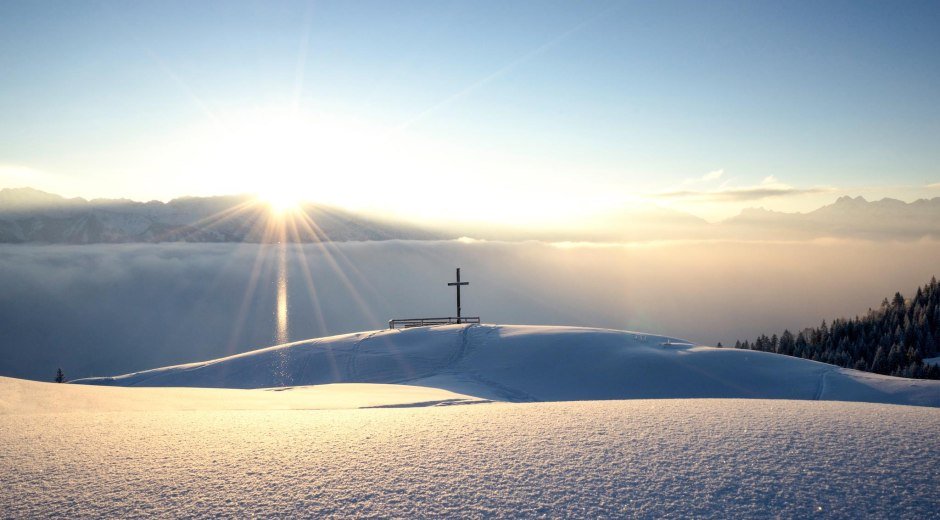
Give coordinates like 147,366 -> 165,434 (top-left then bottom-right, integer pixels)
394,4 -> 616,132
290,210 -> 380,325
284,220 -> 342,381
224,236 -> 275,355
291,1 -> 316,111
295,208 -> 386,301
285,234 -> 327,335
222,201 -> 297,355
148,199 -> 257,242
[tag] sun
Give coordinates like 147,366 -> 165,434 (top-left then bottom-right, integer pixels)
179,106 -> 402,215
258,188 -> 303,214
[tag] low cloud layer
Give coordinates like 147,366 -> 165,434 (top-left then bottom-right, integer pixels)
1,240 -> 938,381
657,186 -> 832,202
656,172 -> 835,204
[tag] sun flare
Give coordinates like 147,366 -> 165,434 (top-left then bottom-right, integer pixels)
258,189 -> 303,214
182,108 -> 379,213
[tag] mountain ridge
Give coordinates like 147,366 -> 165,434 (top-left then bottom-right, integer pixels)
721,194 -> 940,239
0,187 -> 440,244
3,187 -> 940,243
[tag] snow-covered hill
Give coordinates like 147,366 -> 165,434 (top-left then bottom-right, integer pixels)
73,324 -> 940,407
8,327 -> 940,517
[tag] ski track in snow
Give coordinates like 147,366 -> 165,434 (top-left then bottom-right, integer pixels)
814,367 -> 832,401
412,325 -> 539,402
344,330 -> 375,381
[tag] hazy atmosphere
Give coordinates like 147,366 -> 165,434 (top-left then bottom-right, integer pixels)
3,238 -> 937,381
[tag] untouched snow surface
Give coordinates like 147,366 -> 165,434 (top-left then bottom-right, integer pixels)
0,377 -> 485,414
2,382 -> 938,518
74,324 -> 940,407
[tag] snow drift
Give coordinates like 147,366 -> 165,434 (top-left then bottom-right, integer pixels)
74,324 -> 940,407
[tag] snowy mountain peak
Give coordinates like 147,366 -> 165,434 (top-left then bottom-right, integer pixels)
834,195 -> 867,205
0,187 -> 76,208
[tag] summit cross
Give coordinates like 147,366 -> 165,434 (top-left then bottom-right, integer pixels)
447,268 -> 470,323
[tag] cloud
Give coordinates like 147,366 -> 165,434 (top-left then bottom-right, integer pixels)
656,186 -> 832,202
658,175 -> 834,202
682,169 -> 725,185
703,169 -> 724,181
928,182 -> 940,189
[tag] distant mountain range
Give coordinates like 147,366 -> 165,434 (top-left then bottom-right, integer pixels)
498,194 -> 940,242
0,187 -> 439,244
721,195 -> 940,240
1,187 -> 938,243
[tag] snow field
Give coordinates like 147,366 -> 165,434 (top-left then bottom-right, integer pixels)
2,399 -> 938,518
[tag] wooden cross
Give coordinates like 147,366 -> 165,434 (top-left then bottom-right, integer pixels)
447,267 -> 469,323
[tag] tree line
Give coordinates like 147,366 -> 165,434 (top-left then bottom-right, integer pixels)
734,277 -> 940,379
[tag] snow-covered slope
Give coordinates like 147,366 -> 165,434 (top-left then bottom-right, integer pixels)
73,324 -> 940,407
3,393 -> 939,518
0,377 -> 485,414
7,346 -> 940,517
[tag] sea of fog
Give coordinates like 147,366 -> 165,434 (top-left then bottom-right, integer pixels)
1,239 -> 939,381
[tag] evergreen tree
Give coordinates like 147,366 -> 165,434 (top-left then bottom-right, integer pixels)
870,346 -> 887,374
734,277 -> 940,380
780,330 -> 794,356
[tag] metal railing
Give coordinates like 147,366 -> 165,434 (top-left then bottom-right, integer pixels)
388,317 -> 481,329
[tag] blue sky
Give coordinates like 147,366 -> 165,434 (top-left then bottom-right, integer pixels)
1,0 -> 938,222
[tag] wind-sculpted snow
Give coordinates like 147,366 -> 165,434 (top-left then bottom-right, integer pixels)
0,377 -> 485,414
73,324 -> 940,407
1,396 -> 938,518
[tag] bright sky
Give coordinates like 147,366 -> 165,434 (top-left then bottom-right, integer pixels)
1,0 -> 939,224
